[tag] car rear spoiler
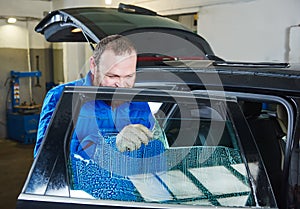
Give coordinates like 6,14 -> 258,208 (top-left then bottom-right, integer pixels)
213,61 -> 290,68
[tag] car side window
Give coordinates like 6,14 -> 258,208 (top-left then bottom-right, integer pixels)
240,100 -> 288,204
67,98 -> 257,207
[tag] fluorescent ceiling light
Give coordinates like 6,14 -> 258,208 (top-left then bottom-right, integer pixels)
7,17 -> 17,24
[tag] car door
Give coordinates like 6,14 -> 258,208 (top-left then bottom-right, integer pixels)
16,86 -> 277,209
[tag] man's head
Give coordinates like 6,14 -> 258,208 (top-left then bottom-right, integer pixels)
90,34 -> 137,88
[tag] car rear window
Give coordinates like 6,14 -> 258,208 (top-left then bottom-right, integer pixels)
65,7 -> 188,36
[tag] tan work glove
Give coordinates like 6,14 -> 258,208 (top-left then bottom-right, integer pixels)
116,124 -> 153,152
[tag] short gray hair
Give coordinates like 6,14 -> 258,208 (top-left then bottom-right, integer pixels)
93,34 -> 136,66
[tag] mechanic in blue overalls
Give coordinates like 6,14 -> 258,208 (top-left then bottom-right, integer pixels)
34,35 -> 166,201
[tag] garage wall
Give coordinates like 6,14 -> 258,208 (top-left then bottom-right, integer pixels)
0,0 -> 50,19
0,20 -> 53,138
52,0 -> 104,82
0,0 -> 53,138
132,0 -> 300,63
62,42 -> 92,83
197,0 -> 300,63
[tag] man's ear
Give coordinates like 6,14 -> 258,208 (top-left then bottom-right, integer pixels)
90,56 -> 96,75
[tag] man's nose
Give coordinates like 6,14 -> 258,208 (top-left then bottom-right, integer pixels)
115,77 -> 124,88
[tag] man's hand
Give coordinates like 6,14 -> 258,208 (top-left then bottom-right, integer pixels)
116,124 -> 153,152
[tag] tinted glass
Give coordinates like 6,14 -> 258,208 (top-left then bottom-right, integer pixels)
21,88 -> 276,209
63,8 -> 211,60
68,97 -> 254,207
66,8 -> 188,36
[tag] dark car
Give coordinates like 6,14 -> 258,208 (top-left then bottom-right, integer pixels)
17,3 -> 300,209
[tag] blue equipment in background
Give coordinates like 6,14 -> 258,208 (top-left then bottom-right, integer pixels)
7,70 -> 42,144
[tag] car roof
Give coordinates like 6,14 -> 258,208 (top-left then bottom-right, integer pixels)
135,63 -> 300,96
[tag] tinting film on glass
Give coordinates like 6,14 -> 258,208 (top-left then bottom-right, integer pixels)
68,98 -> 253,207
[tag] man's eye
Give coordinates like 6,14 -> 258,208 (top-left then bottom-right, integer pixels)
107,75 -> 116,78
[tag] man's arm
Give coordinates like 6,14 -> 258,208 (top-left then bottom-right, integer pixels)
116,102 -> 167,152
33,88 -> 62,157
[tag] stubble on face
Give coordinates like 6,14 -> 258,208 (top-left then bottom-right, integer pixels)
92,49 -> 137,87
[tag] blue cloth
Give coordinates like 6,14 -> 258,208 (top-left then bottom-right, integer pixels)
69,91 -> 165,201
70,139 -> 165,201
70,100 -> 155,157
34,71 -> 92,157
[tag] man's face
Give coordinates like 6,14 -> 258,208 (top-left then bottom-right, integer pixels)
91,49 -> 137,88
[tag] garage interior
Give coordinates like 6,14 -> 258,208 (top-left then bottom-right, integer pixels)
0,0 -> 300,209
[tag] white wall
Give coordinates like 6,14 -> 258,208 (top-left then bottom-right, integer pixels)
129,0 -> 300,63
0,20 -> 50,49
287,25 -> 300,63
0,0 -> 51,19
53,0 -> 114,9
131,0 -> 247,15
53,0 -> 105,82
197,0 -> 300,63
0,0 -> 52,138
63,43 -> 92,82
0,0 -> 52,49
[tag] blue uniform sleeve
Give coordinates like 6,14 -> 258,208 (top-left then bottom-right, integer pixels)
129,102 -> 155,130
33,74 -> 90,158
33,87 -> 62,157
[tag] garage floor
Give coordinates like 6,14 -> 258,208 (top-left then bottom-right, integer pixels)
0,138 -> 34,209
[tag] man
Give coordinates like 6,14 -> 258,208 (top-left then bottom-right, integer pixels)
69,91 -> 166,201
35,34 -> 166,201
34,34 -> 163,158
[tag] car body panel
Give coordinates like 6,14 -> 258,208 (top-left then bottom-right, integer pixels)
135,65 -> 300,95
35,6 -> 188,40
